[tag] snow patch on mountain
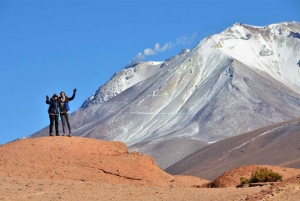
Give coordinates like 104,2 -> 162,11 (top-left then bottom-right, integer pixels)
212,22 -> 300,90
81,62 -> 163,108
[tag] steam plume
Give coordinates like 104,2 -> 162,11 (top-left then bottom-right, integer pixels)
125,32 -> 197,68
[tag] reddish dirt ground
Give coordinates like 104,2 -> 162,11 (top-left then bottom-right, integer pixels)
0,137 -> 299,200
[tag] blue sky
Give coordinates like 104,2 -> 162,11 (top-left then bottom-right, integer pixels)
0,0 -> 299,145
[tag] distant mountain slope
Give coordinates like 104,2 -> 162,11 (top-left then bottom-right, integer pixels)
32,22 -> 300,168
166,118 -> 300,180
129,138 -> 208,169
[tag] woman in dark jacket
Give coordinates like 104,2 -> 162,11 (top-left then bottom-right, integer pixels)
46,94 -> 60,136
59,88 -> 76,137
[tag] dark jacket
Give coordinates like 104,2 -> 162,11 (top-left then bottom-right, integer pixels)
46,98 -> 60,115
59,91 -> 76,113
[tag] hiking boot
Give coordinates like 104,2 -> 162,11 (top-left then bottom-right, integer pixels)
67,132 -> 72,137
55,134 -> 60,136
49,133 -> 54,136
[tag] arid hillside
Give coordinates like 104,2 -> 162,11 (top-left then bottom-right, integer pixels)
1,136 -> 300,200
166,118 -> 300,180
0,137 -> 209,187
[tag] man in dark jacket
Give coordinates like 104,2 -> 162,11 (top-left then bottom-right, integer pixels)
46,94 -> 60,136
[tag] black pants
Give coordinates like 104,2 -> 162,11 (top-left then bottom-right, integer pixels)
49,114 -> 59,135
60,112 -> 71,134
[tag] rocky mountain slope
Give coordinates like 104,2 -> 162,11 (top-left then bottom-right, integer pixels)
81,61 -> 163,107
33,21 -> 300,169
166,118 -> 300,180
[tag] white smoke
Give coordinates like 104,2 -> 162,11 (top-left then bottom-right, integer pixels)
125,32 -> 197,68
144,42 -> 173,56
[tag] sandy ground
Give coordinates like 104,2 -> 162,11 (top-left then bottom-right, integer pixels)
0,176 -> 267,201
0,137 -> 300,201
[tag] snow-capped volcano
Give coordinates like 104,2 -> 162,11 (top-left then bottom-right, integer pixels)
33,22 -> 300,168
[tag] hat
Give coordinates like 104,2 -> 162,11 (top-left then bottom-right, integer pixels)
52,93 -> 58,98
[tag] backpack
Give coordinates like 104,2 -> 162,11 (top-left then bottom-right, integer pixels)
65,101 -> 70,111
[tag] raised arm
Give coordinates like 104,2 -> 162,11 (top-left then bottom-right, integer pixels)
68,88 -> 76,101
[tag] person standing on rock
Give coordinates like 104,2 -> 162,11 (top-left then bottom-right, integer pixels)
46,94 -> 60,136
59,88 -> 76,137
